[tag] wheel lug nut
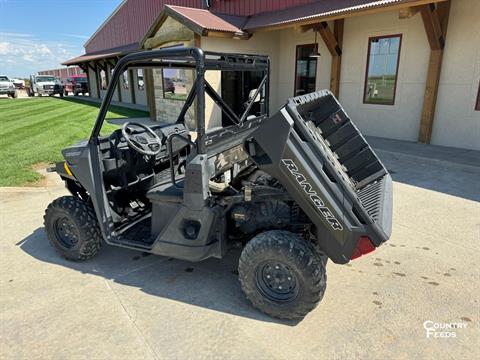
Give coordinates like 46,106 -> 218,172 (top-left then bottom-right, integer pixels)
275,266 -> 279,269
266,275 -> 271,279
278,286 -> 282,290
287,277 -> 291,280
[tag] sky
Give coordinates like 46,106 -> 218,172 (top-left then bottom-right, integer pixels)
0,0 -> 122,78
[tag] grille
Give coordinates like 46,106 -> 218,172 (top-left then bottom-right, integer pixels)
356,176 -> 386,221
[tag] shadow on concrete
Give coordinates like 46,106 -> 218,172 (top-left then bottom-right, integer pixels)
17,228 -> 301,326
368,137 -> 480,202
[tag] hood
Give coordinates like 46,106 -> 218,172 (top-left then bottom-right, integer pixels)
0,80 -> 13,86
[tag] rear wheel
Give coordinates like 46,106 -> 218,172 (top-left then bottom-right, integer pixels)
44,196 -> 102,261
238,230 -> 327,319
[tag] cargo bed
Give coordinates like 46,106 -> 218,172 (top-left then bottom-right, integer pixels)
249,90 -> 393,263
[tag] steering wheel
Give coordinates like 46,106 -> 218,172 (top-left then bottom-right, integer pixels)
121,122 -> 162,156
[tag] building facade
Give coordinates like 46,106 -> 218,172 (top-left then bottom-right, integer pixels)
63,0 -> 480,150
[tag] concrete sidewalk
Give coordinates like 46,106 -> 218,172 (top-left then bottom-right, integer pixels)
367,136 -> 480,168
1,139 -> 479,359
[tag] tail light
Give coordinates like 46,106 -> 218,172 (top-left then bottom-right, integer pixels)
350,236 -> 376,260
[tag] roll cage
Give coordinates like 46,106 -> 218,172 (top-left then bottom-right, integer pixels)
89,47 -> 270,154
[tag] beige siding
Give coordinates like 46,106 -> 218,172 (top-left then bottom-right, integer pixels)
431,0 -> 480,150
338,11 -> 430,142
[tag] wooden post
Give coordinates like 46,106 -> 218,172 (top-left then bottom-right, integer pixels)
94,62 -> 101,99
330,19 -> 344,98
317,20 -> 344,98
84,63 -> 92,97
129,69 -> 136,104
115,59 -> 122,103
418,1 -> 451,143
144,69 -> 156,120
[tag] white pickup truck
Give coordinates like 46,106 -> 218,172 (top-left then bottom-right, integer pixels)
29,75 -> 64,97
0,75 -> 17,98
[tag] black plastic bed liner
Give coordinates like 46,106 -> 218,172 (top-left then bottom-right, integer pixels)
249,90 -> 393,264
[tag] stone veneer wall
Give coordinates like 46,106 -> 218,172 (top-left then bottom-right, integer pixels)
153,68 -> 196,129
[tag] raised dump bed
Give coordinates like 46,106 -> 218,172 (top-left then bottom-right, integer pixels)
249,90 -> 393,263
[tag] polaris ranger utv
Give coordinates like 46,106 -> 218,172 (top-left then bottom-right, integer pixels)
44,48 -> 392,319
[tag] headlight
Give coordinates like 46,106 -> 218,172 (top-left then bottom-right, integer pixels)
9,83 -> 14,89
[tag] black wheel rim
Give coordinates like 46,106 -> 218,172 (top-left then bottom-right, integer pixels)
53,216 -> 79,249
255,261 -> 299,303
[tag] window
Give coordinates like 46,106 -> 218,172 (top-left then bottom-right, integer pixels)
476,81 -> 480,111
137,69 -> 144,91
162,68 -> 188,101
122,71 -> 129,90
100,69 -> 107,90
364,34 -> 402,105
294,44 -> 318,96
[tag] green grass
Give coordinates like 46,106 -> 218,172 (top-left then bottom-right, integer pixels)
0,97 -> 148,186
164,93 -> 187,101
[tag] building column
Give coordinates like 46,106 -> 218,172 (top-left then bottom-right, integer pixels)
144,69 -> 156,120
418,1 -> 451,144
129,70 -> 136,104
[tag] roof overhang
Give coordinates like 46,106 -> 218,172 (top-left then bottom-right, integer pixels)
62,43 -> 139,66
245,0 -> 449,31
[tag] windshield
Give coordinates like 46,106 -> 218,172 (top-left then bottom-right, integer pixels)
0,76 -> 9,81
36,76 -> 56,82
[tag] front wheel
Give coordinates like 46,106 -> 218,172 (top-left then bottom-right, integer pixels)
44,196 -> 102,261
238,230 -> 327,319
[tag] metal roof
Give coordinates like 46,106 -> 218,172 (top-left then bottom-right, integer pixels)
245,0 -> 438,30
166,5 -> 248,34
62,43 -> 139,66
66,0 -> 441,65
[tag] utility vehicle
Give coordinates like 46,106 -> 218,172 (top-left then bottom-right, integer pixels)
44,47 -> 392,319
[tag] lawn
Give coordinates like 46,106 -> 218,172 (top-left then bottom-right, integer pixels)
0,97 -> 148,186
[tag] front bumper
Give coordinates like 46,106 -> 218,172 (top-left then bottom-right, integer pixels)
0,88 -> 15,94
39,89 -> 58,94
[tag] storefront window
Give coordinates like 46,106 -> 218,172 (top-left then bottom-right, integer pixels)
100,69 -> 107,90
137,69 -> 144,91
294,44 -> 318,96
364,34 -> 402,105
162,68 -> 188,101
123,71 -> 129,90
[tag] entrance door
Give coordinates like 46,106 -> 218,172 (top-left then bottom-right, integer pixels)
221,71 -> 264,127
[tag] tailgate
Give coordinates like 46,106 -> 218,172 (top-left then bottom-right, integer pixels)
248,90 -> 393,263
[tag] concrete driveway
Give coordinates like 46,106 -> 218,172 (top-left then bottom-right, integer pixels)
1,142 -> 479,359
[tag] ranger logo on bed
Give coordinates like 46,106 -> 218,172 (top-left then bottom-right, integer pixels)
282,159 -> 343,231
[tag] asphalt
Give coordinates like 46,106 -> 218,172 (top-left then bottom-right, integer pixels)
0,140 -> 479,359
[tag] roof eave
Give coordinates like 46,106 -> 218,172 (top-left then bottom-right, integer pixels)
245,0 -> 449,31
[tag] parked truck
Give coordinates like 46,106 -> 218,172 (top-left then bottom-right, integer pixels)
0,75 -> 17,98
28,74 -> 63,97
63,75 -> 89,96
